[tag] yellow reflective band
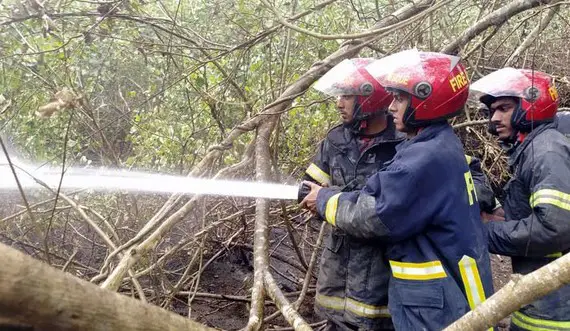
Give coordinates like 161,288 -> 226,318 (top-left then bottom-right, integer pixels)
458,255 -> 487,310
465,154 -> 472,164
389,260 -> 447,280
546,252 -> 563,258
512,311 -> 570,331
306,163 -> 331,186
315,293 -> 344,311
315,294 -> 390,318
346,298 -> 391,318
325,193 -> 341,226
530,189 -> 570,211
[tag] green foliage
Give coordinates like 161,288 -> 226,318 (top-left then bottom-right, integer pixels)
0,0 -> 568,177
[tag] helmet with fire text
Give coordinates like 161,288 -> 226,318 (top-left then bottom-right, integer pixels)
470,67 -> 559,133
365,49 -> 470,128
313,58 -> 393,132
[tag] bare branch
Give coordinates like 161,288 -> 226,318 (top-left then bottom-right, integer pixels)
262,0 -> 447,40
446,252 -> 570,330
263,270 -> 312,331
441,0 -> 558,54
452,119 -> 488,129
505,2 -> 561,66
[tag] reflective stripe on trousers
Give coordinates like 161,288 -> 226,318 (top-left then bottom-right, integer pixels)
316,293 -> 390,319
512,311 -> 570,331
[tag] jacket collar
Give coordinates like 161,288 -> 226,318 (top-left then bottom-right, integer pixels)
396,122 -> 451,152
508,122 -> 556,168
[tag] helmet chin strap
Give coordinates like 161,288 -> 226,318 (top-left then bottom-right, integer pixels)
344,102 -> 386,134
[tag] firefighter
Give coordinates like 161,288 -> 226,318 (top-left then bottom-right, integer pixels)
471,68 -> 570,330
300,57 -> 404,331
301,49 -> 495,330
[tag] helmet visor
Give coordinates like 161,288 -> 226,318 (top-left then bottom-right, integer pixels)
313,58 -> 375,96
470,67 -> 539,101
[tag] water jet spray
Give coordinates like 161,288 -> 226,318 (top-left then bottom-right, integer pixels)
0,159 -> 301,201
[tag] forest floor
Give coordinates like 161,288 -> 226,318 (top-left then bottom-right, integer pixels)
178,219 -> 515,330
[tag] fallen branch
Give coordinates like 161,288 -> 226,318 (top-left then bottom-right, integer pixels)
445,251 -> 570,330
0,242 -> 215,331
264,270 -> 312,331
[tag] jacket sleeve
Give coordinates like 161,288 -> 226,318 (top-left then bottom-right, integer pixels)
487,150 -> 570,256
466,155 -> 498,213
315,162 -> 435,242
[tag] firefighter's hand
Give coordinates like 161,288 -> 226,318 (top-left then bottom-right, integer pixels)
481,211 -> 505,223
299,181 -> 322,213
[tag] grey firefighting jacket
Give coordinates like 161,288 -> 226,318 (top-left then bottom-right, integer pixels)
303,116 -> 496,330
487,122 -> 570,329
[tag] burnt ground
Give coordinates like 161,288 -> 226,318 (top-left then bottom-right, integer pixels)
491,254 -> 514,330
173,223 -> 516,330
172,221 -> 323,330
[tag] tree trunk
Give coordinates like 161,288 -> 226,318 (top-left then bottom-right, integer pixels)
0,243 -> 214,331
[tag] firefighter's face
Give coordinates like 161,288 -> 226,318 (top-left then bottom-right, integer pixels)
490,97 -> 516,140
389,91 -> 410,132
336,95 -> 356,124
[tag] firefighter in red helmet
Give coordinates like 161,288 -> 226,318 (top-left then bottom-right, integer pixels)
472,68 -> 570,330
301,49 -> 495,329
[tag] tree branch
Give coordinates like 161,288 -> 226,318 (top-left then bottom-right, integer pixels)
445,251 -> 570,330
262,0 -> 447,40
504,2 -> 561,66
244,118 -> 277,331
441,0 -> 557,54
0,242 -> 215,331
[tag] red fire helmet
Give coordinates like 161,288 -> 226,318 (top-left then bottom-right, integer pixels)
470,67 -> 559,131
313,58 -> 393,116
365,49 -> 470,128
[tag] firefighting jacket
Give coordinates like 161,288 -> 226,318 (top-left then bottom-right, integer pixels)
303,116 -> 404,330
313,122 -> 495,330
556,111 -> 570,138
487,122 -> 570,329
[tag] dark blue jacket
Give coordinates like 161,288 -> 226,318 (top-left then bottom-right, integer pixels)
314,123 -> 495,330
